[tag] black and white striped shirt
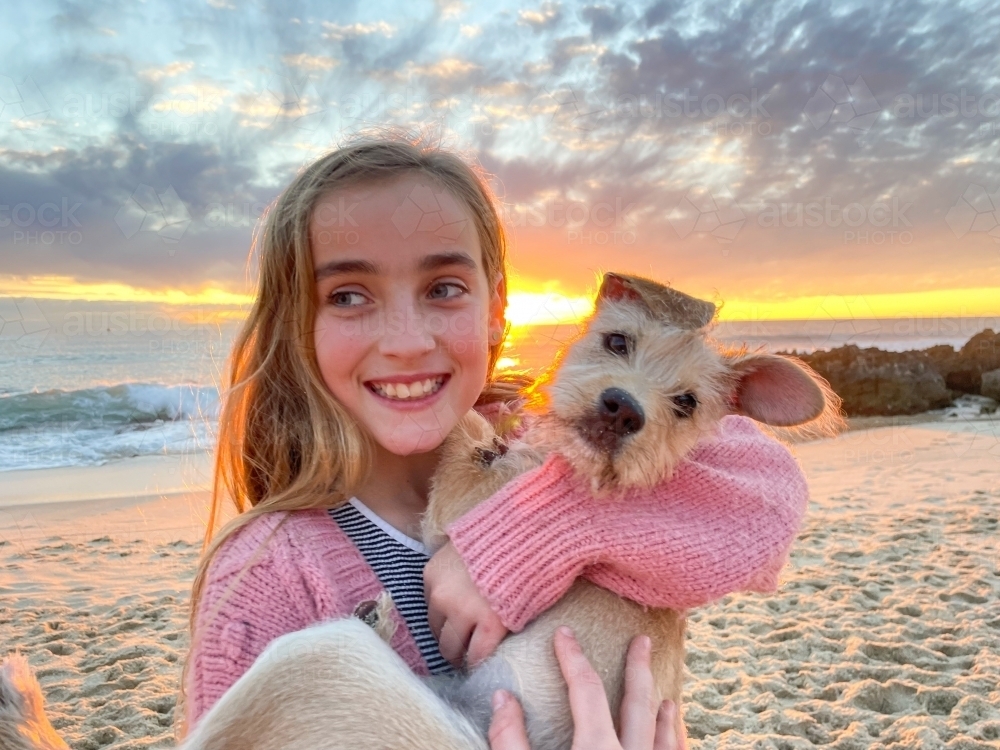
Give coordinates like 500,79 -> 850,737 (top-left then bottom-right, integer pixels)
329,498 -> 454,675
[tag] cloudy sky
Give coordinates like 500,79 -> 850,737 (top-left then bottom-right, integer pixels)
2,0 -> 999,323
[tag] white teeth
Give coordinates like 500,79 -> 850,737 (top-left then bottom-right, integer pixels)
372,377 -> 444,401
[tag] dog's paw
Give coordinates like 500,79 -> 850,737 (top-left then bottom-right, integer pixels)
474,437 -> 509,468
352,593 -> 397,644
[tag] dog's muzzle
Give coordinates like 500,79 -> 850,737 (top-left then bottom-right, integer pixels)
581,387 -> 646,452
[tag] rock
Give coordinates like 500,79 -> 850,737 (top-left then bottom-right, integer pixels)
798,345 -> 952,416
982,368 -> 1000,401
922,344 -> 960,386
918,330 -> 1000,394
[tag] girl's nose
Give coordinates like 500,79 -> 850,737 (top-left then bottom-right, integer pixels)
377,302 -> 436,359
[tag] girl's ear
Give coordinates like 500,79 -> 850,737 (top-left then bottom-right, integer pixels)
729,354 -> 826,426
489,274 -> 506,342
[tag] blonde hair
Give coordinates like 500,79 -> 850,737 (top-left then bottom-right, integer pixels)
176,135 -> 525,737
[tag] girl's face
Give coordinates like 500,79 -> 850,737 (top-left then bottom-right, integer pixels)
312,174 -> 503,456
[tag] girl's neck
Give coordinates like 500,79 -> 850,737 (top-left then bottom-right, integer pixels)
353,443 -> 440,540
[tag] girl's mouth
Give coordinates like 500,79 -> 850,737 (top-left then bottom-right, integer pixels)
366,374 -> 448,402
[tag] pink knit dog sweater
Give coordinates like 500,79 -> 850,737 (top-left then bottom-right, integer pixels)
447,415 -> 809,631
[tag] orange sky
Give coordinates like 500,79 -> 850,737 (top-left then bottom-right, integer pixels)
3,271 -> 998,327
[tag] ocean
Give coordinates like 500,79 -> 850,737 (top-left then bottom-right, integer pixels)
1,298 -> 997,472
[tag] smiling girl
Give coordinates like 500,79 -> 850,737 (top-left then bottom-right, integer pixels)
176,137 -> 810,749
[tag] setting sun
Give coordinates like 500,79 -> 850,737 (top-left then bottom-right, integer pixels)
504,289 -> 594,327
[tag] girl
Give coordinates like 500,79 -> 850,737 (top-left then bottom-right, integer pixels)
178,136 -> 810,747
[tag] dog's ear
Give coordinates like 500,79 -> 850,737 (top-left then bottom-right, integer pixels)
728,354 -> 826,426
598,273 -> 715,330
598,273 -> 643,304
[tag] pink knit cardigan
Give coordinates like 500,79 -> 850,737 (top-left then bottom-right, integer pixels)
184,415 -> 808,731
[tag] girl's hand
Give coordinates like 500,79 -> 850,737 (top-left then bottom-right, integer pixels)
424,541 -> 509,668
488,628 -> 680,750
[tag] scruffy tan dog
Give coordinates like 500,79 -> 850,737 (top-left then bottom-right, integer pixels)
1,273 -> 838,750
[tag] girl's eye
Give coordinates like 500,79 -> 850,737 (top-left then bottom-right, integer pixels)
329,291 -> 369,307
603,332 -> 632,357
428,282 -> 467,300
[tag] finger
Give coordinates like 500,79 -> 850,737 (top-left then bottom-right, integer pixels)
423,558 -> 445,641
467,616 -> 506,667
437,616 -> 473,668
619,635 -> 658,750
427,601 -> 446,642
653,700 -> 680,750
488,690 -> 531,750
553,626 -> 619,748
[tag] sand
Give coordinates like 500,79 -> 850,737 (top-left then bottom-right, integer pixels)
2,419 -> 999,749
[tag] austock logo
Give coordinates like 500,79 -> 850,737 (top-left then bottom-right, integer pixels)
804,74 -> 881,135
115,185 -> 192,251
256,72 -> 327,134
392,184 -> 468,243
803,295 -> 881,351
668,187 -> 746,246
945,185 -> 1000,243
0,74 -> 50,141
0,298 -> 51,350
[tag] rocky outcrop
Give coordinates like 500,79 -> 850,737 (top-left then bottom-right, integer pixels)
794,329 -> 1000,416
922,344 -> 961,388
982,369 -> 1000,402
798,346 -> 953,416
950,329 -> 1000,393
922,330 -> 1000,392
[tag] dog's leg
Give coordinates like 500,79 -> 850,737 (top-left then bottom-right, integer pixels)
425,410 -> 544,551
0,654 -> 70,750
181,618 -> 486,750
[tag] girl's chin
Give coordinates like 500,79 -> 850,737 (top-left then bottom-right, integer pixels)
376,428 -> 448,456
365,409 -> 459,456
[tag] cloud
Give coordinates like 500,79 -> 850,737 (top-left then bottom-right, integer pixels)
436,0 -> 466,19
519,2 -> 562,28
321,21 -> 396,41
282,54 -> 339,71
579,3 -> 629,38
407,58 -> 481,80
0,137 -> 271,291
140,61 -> 196,82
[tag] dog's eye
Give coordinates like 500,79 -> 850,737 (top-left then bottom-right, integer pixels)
603,332 -> 632,357
672,393 -> 698,418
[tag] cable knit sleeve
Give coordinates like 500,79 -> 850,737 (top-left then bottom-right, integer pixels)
447,416 -> 809,632
183,516 -> 320,732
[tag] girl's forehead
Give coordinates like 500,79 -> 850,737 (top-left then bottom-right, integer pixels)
310,174 -> 485,274
312,173 -> 462,224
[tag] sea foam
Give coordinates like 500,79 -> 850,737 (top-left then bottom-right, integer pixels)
0,383 -> 219,471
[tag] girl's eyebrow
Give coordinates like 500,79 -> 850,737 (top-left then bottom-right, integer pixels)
314,252 -> 477,281
314,259 -> 379,280
418,251 -> 477,272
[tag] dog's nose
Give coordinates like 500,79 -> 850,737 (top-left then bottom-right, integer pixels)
597,388 -> 645,438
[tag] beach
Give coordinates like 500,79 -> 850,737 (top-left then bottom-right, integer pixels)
2,418 -> 998,749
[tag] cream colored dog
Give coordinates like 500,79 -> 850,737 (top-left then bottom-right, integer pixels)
1,273 -> 839,750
